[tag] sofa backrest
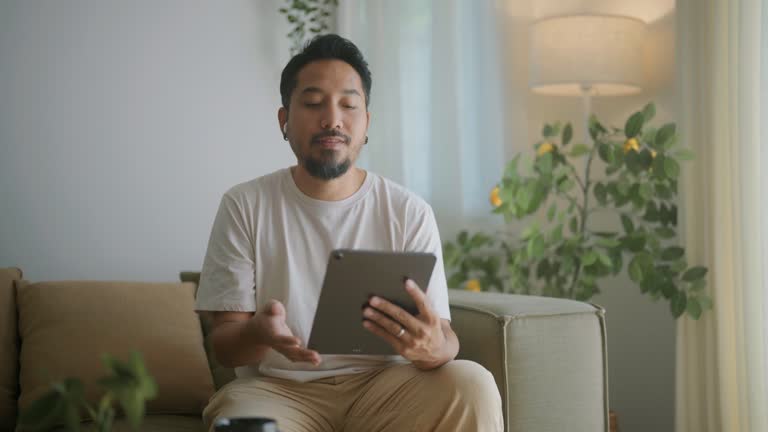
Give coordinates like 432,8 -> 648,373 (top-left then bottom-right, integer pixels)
15,279 -> 216,417
180,271 -> 237,390
0,267 -> 22,432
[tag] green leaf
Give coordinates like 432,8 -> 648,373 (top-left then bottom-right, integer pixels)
569,216 -> 579,234
597,252 -> 613,267
629,256 -> 645,282
639,183 -> 653,200
457,231 -> 468,246
642,102 -> 656,123
504,154 -> 521,180
469,233 -> 491,248
690,278 -> 706,292
624,233 -> 647,252
569,144 -> 591,157
582,251 -> 598,266
661,246 -> 685,261
682,266 -> 708,282
673,148 -> 695,161
656,123 -> 676,149
671,291 -> 688,318
664,157 -> 681,179
655,183 -> 673,199
687,297 -> 702,319
550,224 -> 563,242
515,185 -> 533,210
625,111 -> 645,138
594,182 -> 608,205
598,143 -> 614,164
643,201 -> 659,222
589,115 -> 607,140
18,389 -> 66,430
536,152 -> 553,174
625,150 -> 643,174
698,294 -> 713,309
562,123 -> 573,146
621,214 -> 635,234
557,178 -> 575,193
542,123 -> 556,138
596,237 -> 621,248
655,227 -> 676,238
660,279 -> 677,299
547,203 -> 557,222
527,235 -> 546,259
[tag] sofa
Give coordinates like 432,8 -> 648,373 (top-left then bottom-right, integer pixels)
1,267 -> 609,432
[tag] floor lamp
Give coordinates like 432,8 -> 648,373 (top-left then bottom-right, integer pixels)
529,14 -> 647,141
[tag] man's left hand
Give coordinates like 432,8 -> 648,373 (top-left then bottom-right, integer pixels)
362,279 -> 457,370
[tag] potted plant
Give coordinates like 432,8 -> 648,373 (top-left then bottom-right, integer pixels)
444,103 -> 710,319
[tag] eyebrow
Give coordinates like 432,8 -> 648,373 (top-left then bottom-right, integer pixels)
300,87 -> 362,97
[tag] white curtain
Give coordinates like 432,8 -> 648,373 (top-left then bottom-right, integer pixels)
676,0 -> 768,431
337,0 -> 506,235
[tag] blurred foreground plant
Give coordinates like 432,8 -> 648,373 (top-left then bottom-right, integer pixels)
18,352 -> 157,432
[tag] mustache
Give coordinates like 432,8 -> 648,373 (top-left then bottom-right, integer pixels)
311,130 -> 351,145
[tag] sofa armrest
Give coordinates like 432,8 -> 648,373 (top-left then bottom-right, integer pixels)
448,290 -> 608,432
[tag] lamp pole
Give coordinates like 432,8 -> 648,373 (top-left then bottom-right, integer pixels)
580,83 -> 593,143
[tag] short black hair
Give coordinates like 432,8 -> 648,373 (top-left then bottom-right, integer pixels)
279,34 -> 372,110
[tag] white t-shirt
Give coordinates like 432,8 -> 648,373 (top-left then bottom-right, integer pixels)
194,168 -> 451,382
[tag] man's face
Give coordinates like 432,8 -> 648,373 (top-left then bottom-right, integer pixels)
280,59 -> 370,180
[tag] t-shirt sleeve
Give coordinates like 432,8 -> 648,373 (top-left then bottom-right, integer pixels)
194,193 -> 257,312
404,204 -> 451,321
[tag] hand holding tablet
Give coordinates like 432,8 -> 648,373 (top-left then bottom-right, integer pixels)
307,249 -> 436,355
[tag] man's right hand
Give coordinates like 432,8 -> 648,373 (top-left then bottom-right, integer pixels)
247,300 -> 321,366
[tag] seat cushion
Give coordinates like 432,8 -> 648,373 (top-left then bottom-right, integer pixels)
16,280 -> 215,417
0,267 -> 23,431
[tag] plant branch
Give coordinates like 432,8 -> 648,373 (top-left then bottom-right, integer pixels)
567,147 -> 596,298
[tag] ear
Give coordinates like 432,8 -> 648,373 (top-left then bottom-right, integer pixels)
278,107 -> 288,135
365,110 -> 371,133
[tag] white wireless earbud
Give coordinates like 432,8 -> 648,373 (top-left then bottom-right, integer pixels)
282,124 -> 288,134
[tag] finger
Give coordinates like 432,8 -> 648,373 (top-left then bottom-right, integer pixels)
263,299 -> 285,317
275,344 -> 321,364
404,279 -> 438,324
368,296 -> 421,332
363,307 -> 412,342
270,334 -> 302,347
362,319 -> 404,353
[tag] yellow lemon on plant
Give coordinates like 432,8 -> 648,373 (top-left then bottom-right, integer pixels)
465,279 -> 481,292
623,138 -> 640,153
537,142 -> 555,156
651,149 -> 657,158
490,186 -> 502,207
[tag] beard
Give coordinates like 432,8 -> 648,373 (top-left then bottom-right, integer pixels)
291,130 -> 355,180
302,150 -> 352,180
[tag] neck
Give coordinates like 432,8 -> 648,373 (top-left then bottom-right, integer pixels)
291,164 -> 366,201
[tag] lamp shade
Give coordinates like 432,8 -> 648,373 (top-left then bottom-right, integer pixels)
530,14 -> 646,96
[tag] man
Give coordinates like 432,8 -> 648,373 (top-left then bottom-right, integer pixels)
195,34 -> 503,432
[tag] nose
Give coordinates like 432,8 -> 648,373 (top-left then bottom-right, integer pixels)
320,105 -> 343,130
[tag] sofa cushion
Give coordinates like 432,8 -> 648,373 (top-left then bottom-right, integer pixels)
0,267 -> 22,431
17,280 -> 215,417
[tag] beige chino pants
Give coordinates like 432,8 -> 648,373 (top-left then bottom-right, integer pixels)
203,359 -> 503,432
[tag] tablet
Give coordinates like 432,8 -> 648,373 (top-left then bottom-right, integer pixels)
307,249 -> 436,355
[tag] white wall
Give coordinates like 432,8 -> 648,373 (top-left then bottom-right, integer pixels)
0,0 -> 295,282
500,1 -> 677,431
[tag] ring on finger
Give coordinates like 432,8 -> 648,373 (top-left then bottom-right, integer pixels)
396,327 -> 405,338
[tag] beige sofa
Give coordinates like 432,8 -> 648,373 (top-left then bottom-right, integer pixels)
1,267 -> 609,432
